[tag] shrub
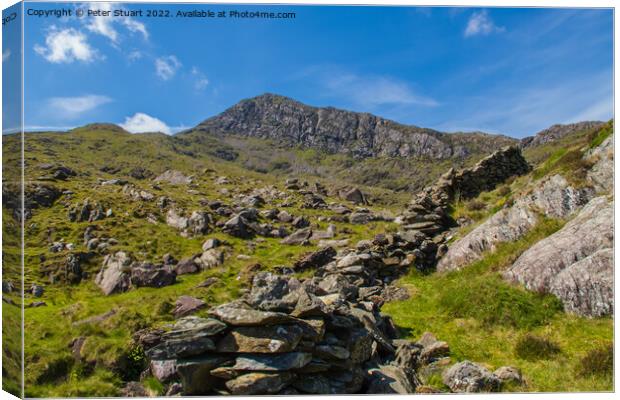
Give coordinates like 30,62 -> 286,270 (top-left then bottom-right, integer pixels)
466,199 -> 487,211
514,334 -> 561,360
576,344 -> 613,377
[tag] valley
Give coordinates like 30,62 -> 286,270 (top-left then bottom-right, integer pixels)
1,95 -> 613,396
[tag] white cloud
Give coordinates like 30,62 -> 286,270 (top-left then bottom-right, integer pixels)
191,67 -> 209,90
155,55 -> 181,80
85,3 -> 148,43
325,72 -> 438,108
464,10 -> 505,37
120,112 -> 171,134
121,18 -> 148,40
86,3 -> 118,42
48,95 -> 112,118
127,50 -> 142,62
34,27 -> 98,63
2,49 -> 10,63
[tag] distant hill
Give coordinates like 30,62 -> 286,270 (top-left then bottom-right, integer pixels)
521,121 -> 605,148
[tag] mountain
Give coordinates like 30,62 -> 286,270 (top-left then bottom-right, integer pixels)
521,121 -> 605,148
182,93 -> 518,159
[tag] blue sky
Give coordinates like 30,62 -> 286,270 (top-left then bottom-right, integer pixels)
7,3 -> 614,138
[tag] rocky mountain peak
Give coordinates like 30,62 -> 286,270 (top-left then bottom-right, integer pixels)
184,94 -> 518,160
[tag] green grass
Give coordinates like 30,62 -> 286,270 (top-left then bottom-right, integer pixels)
383,218 -> 613,392
588,120 -> 613,149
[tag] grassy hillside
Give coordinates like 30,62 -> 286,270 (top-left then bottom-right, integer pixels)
2,120 -> 613,396
4,126 -> 402,396
383,121 -> 614,392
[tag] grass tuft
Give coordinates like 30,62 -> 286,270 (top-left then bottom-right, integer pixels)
514,334 -> 561,360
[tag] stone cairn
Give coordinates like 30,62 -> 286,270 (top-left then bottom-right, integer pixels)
136,233 -> 449,395
396,146 -> 531,264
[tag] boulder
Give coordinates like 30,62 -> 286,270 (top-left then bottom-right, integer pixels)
95,251 -> 132,295
195,249 -> 224,269
154,170 -> 192,185
130,262 -> 177,288
277,210 -> 293,223
503,196 -> 613,316
175,258 -> 200,275
493,366 -> 523,385
280,228 -> 312,245
341,188 -> 367,205
202,238 -> 221,251
246,273 -> 300,311
442,361 -> 501,393
293,247 -> 337,271
223,214 -> 256,239
173,296 -> 206,318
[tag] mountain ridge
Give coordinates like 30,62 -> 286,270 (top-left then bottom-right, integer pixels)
181,93 -> 519,160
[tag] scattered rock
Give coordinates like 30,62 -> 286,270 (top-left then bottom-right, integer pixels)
154,170 -> 192,185
95,251 -> 133,295
174,296 -> 206,318
442,361 -> 501,393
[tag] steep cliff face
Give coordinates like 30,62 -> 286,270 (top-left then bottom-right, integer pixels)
185,93 -> 517,159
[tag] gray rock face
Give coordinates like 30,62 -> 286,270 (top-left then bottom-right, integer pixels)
187,93 -> 516,159
442,361 -> 501,393
549,248 -> 613,317
95,251 -> 132,295
504,196 -> 614,317
585,134 -> 614,193
438,174 -> 592,272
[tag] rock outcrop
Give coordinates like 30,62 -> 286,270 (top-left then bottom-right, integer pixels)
503,196 -> 613,317
437,174 -> 592,272
585,134 -> 614,193
521,121 -> 604,147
